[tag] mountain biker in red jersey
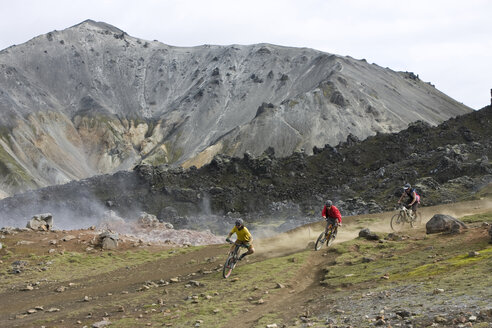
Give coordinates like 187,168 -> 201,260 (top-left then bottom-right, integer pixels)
322,200 -> 342,234
398,183 -> 420,217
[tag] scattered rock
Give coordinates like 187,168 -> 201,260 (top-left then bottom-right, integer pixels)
434,315 -> 447,323
92,320 -> 111,328
21,285 -> 34,291
359,228 -> 380,240
55,286 -> 66,293
275,282 -> 285,289
62,235 -> 76,242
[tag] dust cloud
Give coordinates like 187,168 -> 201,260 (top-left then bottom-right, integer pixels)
252,198 -> 492,258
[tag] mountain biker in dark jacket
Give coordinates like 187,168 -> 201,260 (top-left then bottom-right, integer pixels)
225,218 -> 254,261
322,200 -> 342,234
398,183 -> 420,216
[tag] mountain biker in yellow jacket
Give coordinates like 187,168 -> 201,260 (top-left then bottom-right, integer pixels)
225,219 -> 254,261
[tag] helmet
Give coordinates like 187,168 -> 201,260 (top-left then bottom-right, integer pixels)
403,183 -> 411,190
235,218 -> 244,226
325,200 -> 333,207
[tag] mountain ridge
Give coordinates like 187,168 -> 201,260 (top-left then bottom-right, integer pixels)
0,20 -> 471,197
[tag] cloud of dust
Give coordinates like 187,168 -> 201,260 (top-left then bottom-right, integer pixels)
253,223 -> 361,258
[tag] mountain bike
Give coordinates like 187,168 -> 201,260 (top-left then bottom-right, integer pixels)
222,241 -> 249,278
390,205 -> 422,231
315,221 -> 339,251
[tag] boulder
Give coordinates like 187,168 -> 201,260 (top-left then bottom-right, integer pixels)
98,231 -> 119,250
138,212 -> 159,228
359,228 -> 380,240
158,206 -> 178,221
426,214 -> 467,234
26,213 -> 53,231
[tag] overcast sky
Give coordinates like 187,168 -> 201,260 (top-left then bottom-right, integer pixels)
1,0 -> 490,109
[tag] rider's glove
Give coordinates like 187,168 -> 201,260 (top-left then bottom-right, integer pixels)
225,238 -> 231,243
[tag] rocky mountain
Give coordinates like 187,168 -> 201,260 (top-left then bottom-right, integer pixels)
0,105 -> 490,234
0,20 -> 471,197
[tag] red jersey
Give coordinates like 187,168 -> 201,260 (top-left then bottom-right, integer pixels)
322,205 -> 342,223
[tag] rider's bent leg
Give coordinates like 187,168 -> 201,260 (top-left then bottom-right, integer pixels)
325,217 -> 336,236
239,244 -> 254,260
410,202 -> 418,218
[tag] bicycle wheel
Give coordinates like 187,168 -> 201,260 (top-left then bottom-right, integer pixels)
327,228 -> 337,246
222,255 -> 234,278
315,232 -> 326,251
390,213 -> 405,231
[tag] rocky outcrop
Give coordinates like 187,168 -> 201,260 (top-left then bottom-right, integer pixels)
426,214 -> 467,234
26,213 -> 53,231
0,106 -> 490,232
0,20 -> 471,197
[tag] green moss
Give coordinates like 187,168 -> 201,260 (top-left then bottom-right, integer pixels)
402,246 -> 492,279
460,211 -> 492,223
288,99 -> 299,107
164,140 -> 184,164
0,144 -> 34,186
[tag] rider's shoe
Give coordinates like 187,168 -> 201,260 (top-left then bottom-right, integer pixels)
238,254 -> 247,261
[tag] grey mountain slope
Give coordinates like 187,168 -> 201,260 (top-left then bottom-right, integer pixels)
0,20 -> 471,197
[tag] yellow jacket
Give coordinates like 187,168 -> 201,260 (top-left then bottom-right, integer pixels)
230,226 -> 252,242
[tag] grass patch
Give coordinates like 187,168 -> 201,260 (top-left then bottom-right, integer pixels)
460,211 -> 492,223
0,247 -> 200,291
321,231 -> 492,288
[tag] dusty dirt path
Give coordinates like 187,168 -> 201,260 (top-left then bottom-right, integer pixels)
0,245 -> 227,326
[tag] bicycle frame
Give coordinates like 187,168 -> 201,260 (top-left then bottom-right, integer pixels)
223,241 -> 248,278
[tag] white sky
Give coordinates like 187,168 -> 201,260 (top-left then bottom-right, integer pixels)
1,0 -> 490,109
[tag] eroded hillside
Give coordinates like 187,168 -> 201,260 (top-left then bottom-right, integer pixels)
0,20 -> 471,196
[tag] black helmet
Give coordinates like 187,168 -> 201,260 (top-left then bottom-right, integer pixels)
403,183 -> 411,190
235,218 -> 244,226
325,200 -> 333,207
